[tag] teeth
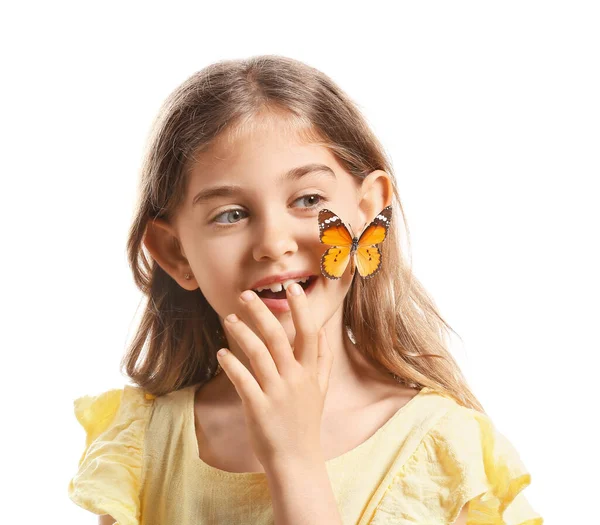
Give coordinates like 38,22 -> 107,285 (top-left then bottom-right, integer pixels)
254,276 -> 310,293
269,282 -> 283,293
281,278 -> 301,291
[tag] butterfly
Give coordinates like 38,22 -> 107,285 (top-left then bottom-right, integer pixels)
318,205 -> 393,280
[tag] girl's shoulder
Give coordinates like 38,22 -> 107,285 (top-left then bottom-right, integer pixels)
366,387 -> 544,525
67,384 -> 157,524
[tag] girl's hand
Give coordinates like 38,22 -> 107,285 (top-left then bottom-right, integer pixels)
217,282 -> 334,468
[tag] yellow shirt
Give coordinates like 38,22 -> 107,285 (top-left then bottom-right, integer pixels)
68,384 -> 543,524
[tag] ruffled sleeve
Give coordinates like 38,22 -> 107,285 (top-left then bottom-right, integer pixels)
370,405 -> 544,525
67,385 -> 155,525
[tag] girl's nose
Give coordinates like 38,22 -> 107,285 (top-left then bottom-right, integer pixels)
252,217 -> 298,261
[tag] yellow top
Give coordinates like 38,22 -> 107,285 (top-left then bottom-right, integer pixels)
68,384 -> 543,525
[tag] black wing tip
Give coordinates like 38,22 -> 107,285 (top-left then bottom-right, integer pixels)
318,208 -> 335,218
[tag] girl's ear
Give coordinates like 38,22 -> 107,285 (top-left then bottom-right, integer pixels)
143,218 -> 197,290
357,170 -> 393,229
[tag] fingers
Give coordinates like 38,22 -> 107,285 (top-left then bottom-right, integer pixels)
285,282 -> 318,368
223,283 -> 322,391
237,289 -> 300,373
223,311 -> 281,387
215,348 -> 264,405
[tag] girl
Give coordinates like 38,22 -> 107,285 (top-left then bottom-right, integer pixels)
68,55 -> 543,525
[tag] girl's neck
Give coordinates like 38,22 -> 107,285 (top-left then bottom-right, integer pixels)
204,315 -> 404,415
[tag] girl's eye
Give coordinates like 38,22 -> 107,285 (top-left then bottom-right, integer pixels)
292,193 -> 325,209
212,208 -> 249,225
211,194 -> 325,226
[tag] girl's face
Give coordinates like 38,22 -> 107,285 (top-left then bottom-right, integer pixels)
171,120 -> 368,345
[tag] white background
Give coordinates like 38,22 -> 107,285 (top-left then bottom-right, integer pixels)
2,1 -> 598,523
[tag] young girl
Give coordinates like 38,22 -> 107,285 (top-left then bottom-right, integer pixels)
68,55 -> 543,525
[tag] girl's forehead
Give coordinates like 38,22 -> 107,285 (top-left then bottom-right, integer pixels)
202,117 -> 321,163
189,125 -> 336,184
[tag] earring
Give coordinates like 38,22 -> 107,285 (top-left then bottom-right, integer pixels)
184,273 -> 192,280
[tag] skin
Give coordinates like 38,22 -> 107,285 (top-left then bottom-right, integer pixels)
143,115 -> 400,416
136,116 -> 472,525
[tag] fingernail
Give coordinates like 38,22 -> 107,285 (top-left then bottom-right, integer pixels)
225,313 -> 238,323
288,282 -> 302,296
217,348 -> 227,357
240,290 -> 255,302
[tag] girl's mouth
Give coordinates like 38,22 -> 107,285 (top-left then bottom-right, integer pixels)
253,275 -> 319,313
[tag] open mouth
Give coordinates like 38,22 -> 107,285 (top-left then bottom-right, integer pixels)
254,275 -> 318,300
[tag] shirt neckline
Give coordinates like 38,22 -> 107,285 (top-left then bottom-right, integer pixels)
186,385 -> 435,479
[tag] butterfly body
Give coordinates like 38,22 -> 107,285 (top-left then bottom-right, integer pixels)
318,205 -> 392,280
347,237 -> 361,278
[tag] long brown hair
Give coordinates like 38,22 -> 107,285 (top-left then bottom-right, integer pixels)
123,54 -> 485,412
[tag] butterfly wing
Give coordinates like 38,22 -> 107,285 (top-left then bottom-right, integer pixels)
318,209 -> 354,246
354,245 -> 382,278
355,205 -> 393,278
318,209 -> 354,280
321,245 -> 352,279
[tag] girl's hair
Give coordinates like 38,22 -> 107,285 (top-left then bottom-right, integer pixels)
123,54 -> 485,413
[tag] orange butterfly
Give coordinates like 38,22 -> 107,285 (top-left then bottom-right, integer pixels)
318,205 -> 392,280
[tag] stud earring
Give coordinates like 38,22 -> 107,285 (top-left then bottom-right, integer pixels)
184,273 -> 192,280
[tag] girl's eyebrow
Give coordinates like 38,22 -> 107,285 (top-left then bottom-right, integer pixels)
192,163 -> 336,206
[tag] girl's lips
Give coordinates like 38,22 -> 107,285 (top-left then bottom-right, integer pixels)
257,275 -> 319,313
